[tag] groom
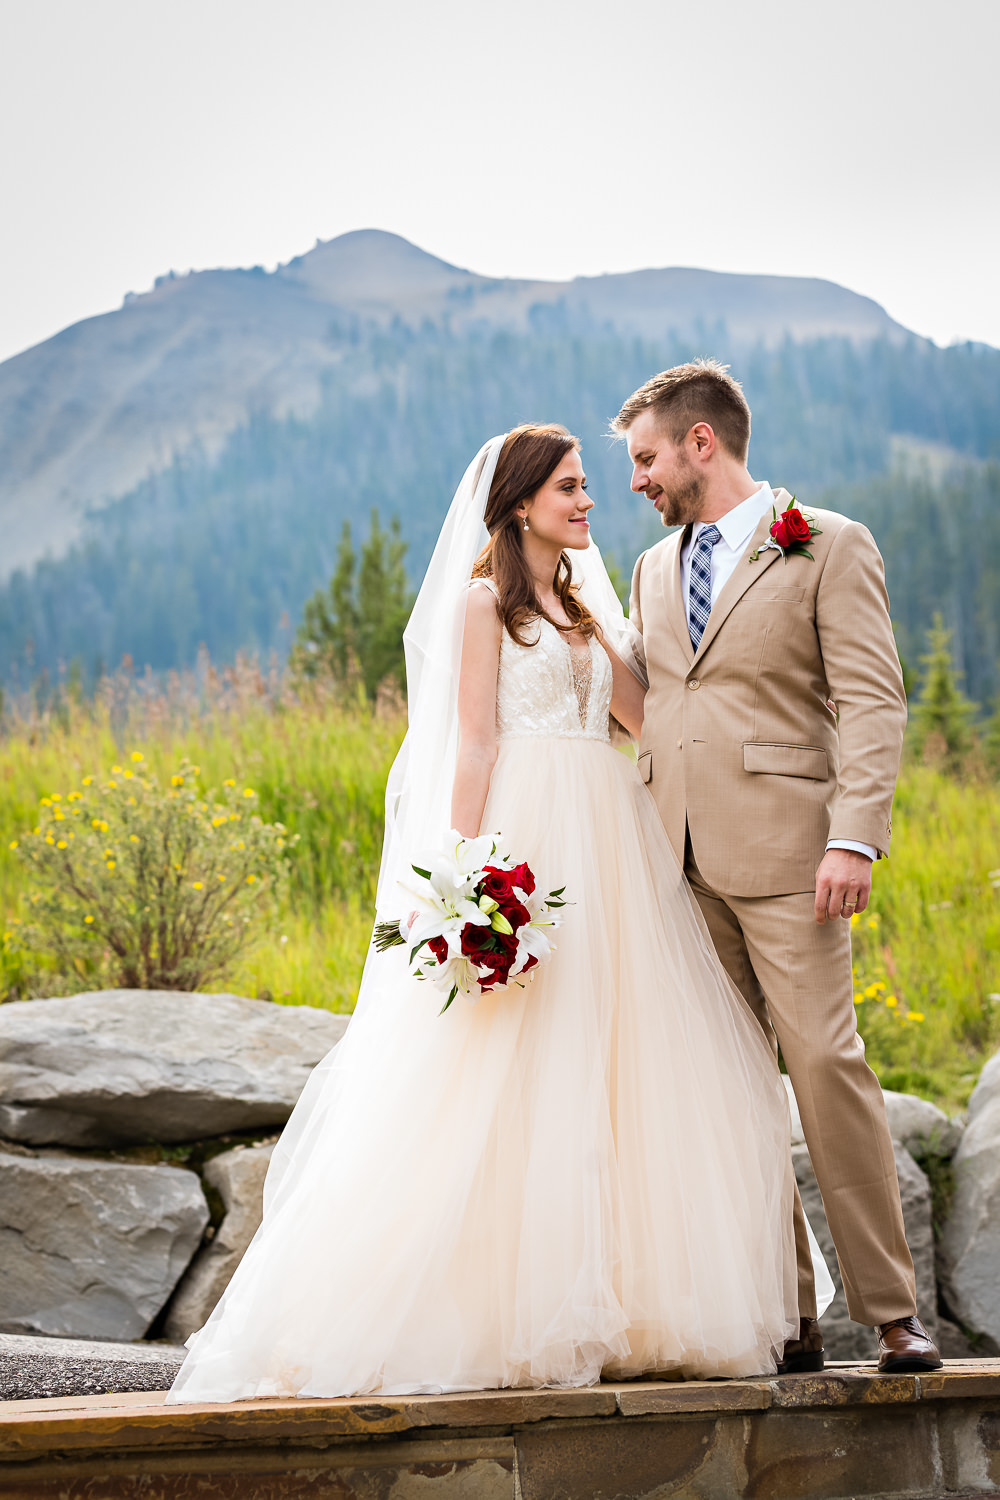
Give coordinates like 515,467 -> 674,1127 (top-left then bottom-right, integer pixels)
613,360 -> 941,1374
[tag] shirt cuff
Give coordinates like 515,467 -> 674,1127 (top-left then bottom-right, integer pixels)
827,839 -> 878,862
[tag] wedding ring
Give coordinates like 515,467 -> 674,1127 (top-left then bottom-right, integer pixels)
843,902 -> 857,911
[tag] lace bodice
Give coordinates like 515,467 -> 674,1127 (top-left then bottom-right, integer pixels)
493,616 -> 612,745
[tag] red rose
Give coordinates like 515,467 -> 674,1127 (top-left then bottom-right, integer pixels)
479,943 -> 516,990
460,924 -> 494,959
498,897 -> 530,934
510,861 -> 536,897
770,508 -> 811,548
427,936 -> 449,966
481,866 -> 516,902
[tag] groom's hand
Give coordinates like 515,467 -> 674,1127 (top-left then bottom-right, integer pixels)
814,849 -> 873,924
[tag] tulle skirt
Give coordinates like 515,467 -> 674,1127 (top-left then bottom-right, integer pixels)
167,735 -> 798,1402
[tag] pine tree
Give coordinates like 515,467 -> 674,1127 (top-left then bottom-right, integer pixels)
910,614 -> 978,773
356,512 -> 412,703
291,512 -> 413,702
291,521 -> 358,683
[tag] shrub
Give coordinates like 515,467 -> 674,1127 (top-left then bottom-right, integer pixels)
12,753 -> 295,991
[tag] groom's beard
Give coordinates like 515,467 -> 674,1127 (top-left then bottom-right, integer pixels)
661,468 -> 707,528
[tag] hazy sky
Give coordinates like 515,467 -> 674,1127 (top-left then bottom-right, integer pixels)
1,0 -> 998,366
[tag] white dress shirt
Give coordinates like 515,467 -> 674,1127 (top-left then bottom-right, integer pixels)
681,482 -> 876,864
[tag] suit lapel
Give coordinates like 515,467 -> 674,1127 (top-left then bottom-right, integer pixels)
663,526 -> 695,663
691,494 -> 788,664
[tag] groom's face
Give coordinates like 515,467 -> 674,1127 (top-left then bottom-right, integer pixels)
625,410 -> 706,528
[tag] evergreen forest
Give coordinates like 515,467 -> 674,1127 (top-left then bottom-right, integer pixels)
2,321 -> 999,708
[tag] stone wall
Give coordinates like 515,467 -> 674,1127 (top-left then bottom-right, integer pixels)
3,988 -> 999,1359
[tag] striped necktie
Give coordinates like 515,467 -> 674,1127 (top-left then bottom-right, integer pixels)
688,524 -> 722,650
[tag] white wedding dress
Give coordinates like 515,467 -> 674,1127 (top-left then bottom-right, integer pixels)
168,606 -> 799,1403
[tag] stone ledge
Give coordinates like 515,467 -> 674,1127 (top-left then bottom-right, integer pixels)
4,1363 -> 1000,1500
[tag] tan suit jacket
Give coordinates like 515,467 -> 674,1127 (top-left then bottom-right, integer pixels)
629,492 -> 907,898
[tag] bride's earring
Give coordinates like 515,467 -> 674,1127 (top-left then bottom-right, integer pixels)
522,517 -> 529,531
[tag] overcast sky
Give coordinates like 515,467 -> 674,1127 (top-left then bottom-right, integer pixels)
1,0 -> 998,366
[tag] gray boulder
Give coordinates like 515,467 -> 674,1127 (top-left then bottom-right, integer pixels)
940,1049 -> 1000,1348
0,1152 -> 208,1341
782,1075 -> 963,1157
164,1142 -> 274,1342
794,1140 -> 937,1361
882,1088 -> 964,1158
0,990 -> 349,1146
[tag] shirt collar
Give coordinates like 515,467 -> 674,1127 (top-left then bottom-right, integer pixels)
694,482 -> 774,552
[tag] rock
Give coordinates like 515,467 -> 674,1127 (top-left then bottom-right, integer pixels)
939,1050 -> 1000,1349
0,1333 -> 185,1400
882,1089 -> 964,1158
0,990 -> 349,1146
0,1151 -> 208,1341
794,1141 -> 937,1362
782,1076 -> 963,1157
164,1142 -> 274,1342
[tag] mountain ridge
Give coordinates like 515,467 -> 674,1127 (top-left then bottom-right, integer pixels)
0,229 -> 910,579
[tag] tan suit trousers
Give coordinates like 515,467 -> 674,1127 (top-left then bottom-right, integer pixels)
684,836 -> 916,1327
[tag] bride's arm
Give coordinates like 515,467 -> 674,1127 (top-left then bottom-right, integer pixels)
451,585 -> 503,838
600,636 -> 646,741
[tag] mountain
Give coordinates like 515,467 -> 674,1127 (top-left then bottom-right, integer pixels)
0,230 -> 905,579
1,230 -> 999,706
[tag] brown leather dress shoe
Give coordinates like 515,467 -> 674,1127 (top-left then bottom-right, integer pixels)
877,1315 -> 943,1373
777,1316 -> 825,1374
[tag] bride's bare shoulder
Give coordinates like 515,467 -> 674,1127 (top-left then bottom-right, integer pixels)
464,579 -> 503,638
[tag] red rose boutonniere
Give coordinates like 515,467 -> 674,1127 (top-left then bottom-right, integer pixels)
749,496 -> 822,563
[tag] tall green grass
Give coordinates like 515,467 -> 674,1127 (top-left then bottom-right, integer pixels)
2,663 -> 997,1110
0,660 -> 403,1012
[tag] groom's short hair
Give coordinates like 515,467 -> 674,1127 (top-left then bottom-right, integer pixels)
612,360 -> 751,460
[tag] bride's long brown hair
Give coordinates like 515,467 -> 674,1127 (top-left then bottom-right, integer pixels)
471,424 -> 599,648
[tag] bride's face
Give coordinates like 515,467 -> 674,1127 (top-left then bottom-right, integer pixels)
519,452 -> 593,551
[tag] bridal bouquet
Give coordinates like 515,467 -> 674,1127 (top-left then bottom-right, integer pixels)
374,832 -> 566,1012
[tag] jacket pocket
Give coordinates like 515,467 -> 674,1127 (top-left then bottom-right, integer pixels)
637,751 -> 652,784
743,742 -> 829,780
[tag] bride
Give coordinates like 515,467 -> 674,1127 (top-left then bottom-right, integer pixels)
168,425 -> 808,1403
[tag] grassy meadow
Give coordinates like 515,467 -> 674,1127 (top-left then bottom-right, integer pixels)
1,661 -> 998,1114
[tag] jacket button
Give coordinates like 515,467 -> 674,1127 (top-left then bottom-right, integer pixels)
687,678 -> 700,690
677,738 -> 682,749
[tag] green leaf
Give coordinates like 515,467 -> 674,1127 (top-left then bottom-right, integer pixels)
411,865 -> 431,880
439,985 -> 458,1015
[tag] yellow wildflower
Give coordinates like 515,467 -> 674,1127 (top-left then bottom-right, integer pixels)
51,793 -> 62,802
130,834 -> 139,843
192,881 -> 203,890
104,848 -> 113,858
56,840 -> 67,850
217,873 -> 226,882
885,995 -> 898,1008
84,915 -> 94,924
224,778 -> 236,787
192,765 -> 200,775
212,816 -> 226,828
853,994 -> 863,1005
246,873 -> 256,883
106,860 -> 116,872
40,797 -> 51,807
54,812 -> 64,822
111,765 -> 122,774
92,819 -> 101,828
243,788 -> 255,798
130,751 -> 144,763
171,775 -> 184,787
45,835 -> 55,846
8,841 -> 17,851
99,821 -> 108,833
123,770 -> 134,779
106,780 -> 117,789
82,776 -> 93,786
